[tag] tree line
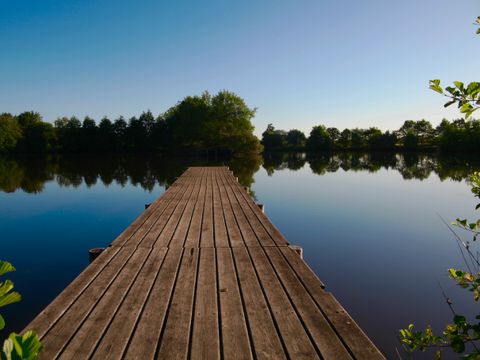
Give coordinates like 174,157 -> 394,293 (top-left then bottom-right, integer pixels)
0,91 -> 262,156
262,118 -> 480,152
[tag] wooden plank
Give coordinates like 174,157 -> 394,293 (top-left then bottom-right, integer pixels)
264,247 -> 353,359
89,247 -> 168,360
212,168 -> 229,248
124,247 -> 184,359
231,247 -> 286,360
59,247 -> 154,359
190,247 -> 220,360
223,173 -> 289,247
155,248 -> 199,359
218,174 -> 260,247
215,172 -> 244,247
280,247 -> 385,359
110,175 -> 188,247
37,247 -> 135,358
26,246 -> 122,339
217,248 -> 253,360
114,176 -> 193,248
200,168 -> 214,247
247,247 -> 319,359
222,172 -> 276,247
168,169 -> 205,248
142,172 -> 200,247
184,169 -> 208,248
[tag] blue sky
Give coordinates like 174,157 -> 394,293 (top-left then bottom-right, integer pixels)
0,0 -> 479,135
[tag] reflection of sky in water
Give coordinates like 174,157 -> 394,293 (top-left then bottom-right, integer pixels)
0,154 -> 479,358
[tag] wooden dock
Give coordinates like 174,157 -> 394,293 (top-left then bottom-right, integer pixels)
25,167 -> 384,359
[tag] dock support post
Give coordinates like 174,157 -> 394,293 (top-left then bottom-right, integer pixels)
289,245 -> 303,259
243,186 -> 249,193
89,248 -> 105,263
145,203 -> 151,210
257,203 -> 265,213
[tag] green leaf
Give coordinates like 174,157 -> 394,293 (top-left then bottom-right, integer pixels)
429,80 -> 443,94
459,103 -> 473,114
454,81 -> 464,90
0,292 -> 21,308
444,100 -> 456,108
466,82 -> 480,96
0,262 -> 15,277
0,315 -> 4,331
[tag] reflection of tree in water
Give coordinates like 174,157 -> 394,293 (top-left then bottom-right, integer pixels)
227,154 -> 263,200
0,154 -> 263,194
0,156 -> 55,193
262,152 -> 306,176
305,152 -> 480,181
1,152 -> 480,194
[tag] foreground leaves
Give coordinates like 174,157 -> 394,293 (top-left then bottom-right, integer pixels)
0,260 -> 42,359
1,331 -> 42,360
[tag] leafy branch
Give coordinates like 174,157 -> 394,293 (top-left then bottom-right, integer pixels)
400,269 -> 480,358
429,80 -> 480,119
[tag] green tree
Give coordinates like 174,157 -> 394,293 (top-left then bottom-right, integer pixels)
164,90 -> 261,155
286,129 -> 306,148
98,117 -> 114,152
112,116 -> 128,151
261,124 -> 287,148
306,125 -> 332,150
338,128 -> 352,148
0,114 -> 22,152
326,127 -> 341,145
81,116 -> 98,152
16,112 -> 56,153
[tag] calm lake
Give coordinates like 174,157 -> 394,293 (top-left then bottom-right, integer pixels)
1,152 -> 480,358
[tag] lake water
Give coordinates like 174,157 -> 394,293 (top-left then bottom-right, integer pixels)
1,152 -> 479,358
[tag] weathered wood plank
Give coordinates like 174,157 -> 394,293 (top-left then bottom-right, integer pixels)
168,169 -> 204,248
26,246 -> 122,339
123,247 -> 184,359
37,247 -> 135,358
217,248 -> 253,360
215,172 -> 245,247
184,169 -> 207,248
212,169 -> 230,248
218,174 -> 260,247
90,247 -> 168,360
59,247 -> 153,359
155,248 -> 199,359
232,247 -> 287,360
222,173 -> 276,247
190,247 -> 220,360
145,172 -> 200,247
200,168 -> 214,247
223,172 -> 289,247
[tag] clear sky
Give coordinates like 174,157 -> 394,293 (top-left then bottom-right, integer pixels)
0,0 -> 479,135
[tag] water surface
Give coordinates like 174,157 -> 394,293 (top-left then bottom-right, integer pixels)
1,152 -> 479,358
